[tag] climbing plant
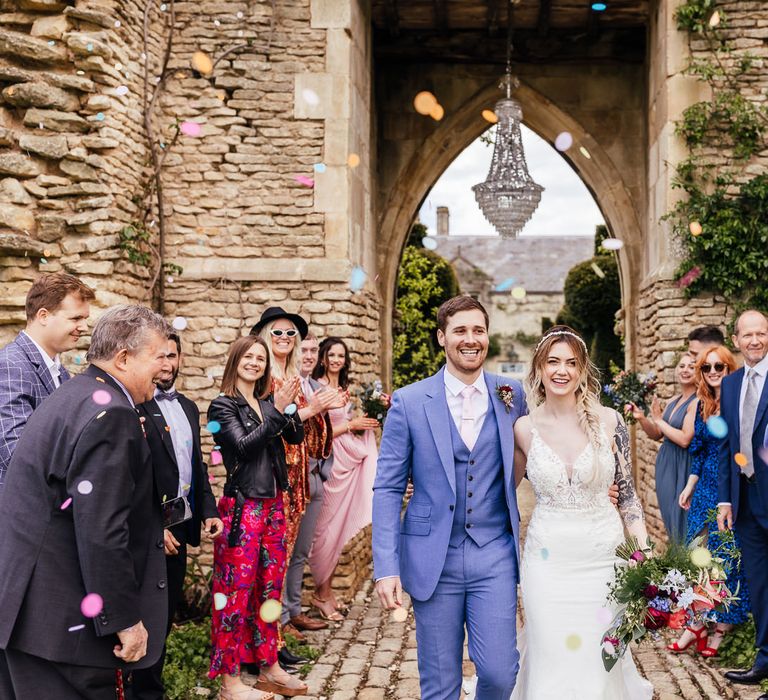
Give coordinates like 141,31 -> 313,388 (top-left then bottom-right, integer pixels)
667,1 -> 768,312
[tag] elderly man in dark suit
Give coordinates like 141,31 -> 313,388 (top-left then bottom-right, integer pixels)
130,332 -> 223,700
0,305 -> 172,700
718,309 -> 768,698
0,271 -> 94,485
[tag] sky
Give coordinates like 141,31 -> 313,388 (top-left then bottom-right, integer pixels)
418,125 -> 605,238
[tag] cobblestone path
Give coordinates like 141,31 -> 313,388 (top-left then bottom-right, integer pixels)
258,482 -> 763,699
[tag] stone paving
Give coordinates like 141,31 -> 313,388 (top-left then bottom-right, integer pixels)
261,482 -> 764,699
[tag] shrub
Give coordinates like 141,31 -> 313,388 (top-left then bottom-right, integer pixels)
163,619 -> 219,699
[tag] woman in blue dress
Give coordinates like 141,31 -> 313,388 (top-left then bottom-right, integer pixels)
668,345 -> 751,657
631,352 -> 698,543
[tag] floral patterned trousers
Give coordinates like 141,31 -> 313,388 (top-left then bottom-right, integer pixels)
208,494 -> 287,678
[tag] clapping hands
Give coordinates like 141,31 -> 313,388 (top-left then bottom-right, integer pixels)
274,376 -> 301,412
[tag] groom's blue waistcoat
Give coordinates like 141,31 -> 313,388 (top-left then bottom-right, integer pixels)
448,399 -> 509,547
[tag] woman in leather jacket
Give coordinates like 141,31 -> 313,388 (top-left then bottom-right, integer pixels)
206,335 -> 308,699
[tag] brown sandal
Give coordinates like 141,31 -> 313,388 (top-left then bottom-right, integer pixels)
311,594 -> 344,622
256,671 -> 308,697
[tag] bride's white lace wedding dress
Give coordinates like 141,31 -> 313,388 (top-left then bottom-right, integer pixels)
509,422 -> 653,700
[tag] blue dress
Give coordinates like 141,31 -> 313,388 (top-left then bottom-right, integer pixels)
687,408 -> 750,624
655,393 -> 696,543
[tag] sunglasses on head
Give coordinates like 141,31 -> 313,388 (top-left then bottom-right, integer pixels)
270,328 -> 299,338
701,362 -> 726,373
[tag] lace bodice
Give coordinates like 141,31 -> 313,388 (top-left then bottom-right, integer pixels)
526,427 -> 614,511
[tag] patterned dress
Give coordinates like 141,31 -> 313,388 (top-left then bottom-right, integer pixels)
278,382 -> 332,562
687,407 -> 750,624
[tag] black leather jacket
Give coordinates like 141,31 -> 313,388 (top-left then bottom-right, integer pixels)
207,392 -> 304,499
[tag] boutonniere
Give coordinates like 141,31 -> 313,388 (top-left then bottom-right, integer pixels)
495,383 -> 515,413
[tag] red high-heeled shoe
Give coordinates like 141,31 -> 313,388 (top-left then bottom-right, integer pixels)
667,625 -> 708,653
701,627 -> 726,658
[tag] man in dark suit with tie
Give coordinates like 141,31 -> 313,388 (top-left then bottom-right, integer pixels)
718,309 -> 768,697
130,332 -> 223,700
0,272 -> 95,485
0,305 -> 172,700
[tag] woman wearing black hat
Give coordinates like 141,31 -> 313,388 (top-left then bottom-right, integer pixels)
250,308 -> 343,564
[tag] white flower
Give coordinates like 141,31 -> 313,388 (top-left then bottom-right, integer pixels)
677,587 -> 695,608
661,569 -> 687,593
371,390 -> 381,400
602,641 -> 617,655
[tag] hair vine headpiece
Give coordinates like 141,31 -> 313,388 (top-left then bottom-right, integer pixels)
534,330 -> 588,354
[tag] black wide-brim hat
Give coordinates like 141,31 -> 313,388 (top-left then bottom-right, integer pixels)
250,306 -> 309,339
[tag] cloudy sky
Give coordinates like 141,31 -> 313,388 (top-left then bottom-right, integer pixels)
419,125 -> 605,238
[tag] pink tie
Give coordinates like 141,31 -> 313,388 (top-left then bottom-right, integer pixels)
460,385 -> 478,450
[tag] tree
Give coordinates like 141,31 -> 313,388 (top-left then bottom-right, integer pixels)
556,243 -> 623,376
392,235 -> 461,388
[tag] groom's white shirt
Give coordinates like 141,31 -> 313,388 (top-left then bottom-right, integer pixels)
444,368 -> 489,446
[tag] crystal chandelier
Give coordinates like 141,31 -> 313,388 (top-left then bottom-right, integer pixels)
472,4 -> 543,238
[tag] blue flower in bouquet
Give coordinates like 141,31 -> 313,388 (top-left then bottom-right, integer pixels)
649,596 -> 672,612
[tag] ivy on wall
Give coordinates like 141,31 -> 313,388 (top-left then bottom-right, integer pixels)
668,1 -> 768,312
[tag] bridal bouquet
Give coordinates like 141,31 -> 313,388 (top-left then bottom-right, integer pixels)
602,363 -> 657,424
600,526 -> 740,671
352,379 -> 391,423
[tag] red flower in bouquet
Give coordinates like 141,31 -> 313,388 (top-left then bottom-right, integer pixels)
668,610 -> 688,629
644,607 -> 670,630
642,585 -> 658,599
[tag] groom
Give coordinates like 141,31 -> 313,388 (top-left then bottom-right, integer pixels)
373,295 -> 524,699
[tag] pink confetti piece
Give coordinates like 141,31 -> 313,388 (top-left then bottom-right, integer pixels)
210,450 -> 223,465
180,121 -> 202,137
293,175 -> 314,188
61,497 -> 73,510
68,624 -> 85,632
80,593 -> 103,618
92,390 -> 111,405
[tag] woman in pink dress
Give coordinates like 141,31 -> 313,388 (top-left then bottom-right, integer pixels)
308,337 -> 381,620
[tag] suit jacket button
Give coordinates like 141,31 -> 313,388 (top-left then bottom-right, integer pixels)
469,460 -> 475,465
156,539 -> 164,548
468,475 -> 473,481
467,523 -> 473,528
467,508 -> 473,514
158,580 -> 167,589
468,492 -> 473,497
449,505 -> 454,511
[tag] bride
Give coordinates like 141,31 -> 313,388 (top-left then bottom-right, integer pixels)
510,326 -> 653,699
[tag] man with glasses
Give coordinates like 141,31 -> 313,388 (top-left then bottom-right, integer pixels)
718,310 -> 768,699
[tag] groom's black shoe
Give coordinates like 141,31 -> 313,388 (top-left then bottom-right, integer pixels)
757,694 -> 768,700
724,667 -> 768,684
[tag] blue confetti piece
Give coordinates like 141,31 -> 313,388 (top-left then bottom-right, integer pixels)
540,548 -> 549,560
350,266 -> 367,292
86,43 -> 93,52
206,420 -> 221,434
48,40 -> 55,46
706,416 -> 728,439
74,356 -> 82,365
40,258 -> 47,264
313,163 -> 326,173
95,112 -> 105,121
495,277 -> 515,292
422,236 -> 438,250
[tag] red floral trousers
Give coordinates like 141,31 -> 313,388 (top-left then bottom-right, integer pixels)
208,494 -> 287,678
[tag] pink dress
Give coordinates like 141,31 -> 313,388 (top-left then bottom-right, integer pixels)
309,402 -> 378,585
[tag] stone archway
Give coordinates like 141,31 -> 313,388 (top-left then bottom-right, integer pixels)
375,72 -> 646,383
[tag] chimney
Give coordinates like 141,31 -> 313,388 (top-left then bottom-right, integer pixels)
436,206 -> 449,236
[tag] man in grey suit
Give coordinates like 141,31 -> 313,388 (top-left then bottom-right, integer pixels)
280,332 -> 336,641
0,272 -> 94,484
0,305 -> 172,700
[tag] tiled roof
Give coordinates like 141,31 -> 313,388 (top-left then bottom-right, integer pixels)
432,234 -> 595,293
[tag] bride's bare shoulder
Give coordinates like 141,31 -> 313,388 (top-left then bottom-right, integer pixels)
514,414 -> 533,445
598,405 -> 620,434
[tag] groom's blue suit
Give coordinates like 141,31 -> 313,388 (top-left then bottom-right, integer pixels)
373,368 -> 525,699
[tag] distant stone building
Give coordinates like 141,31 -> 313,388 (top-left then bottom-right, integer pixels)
433,221 -> 594,379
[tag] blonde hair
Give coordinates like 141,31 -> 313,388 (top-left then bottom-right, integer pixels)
258,319 -> 300,380
525,325 -> 605,483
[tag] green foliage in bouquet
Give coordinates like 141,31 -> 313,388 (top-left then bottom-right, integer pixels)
602,363 -> 657,424
352,380 -> 389,422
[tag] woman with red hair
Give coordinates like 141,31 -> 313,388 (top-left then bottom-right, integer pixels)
668,345 -> 750,657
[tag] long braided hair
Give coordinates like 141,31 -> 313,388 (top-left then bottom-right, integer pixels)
525,325 -> 605,483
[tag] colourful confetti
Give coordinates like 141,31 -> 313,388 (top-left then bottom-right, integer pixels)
172,316 -> 188,331
68,624 -> 85,632
74,355 -> 82,365
709,10 -> 720,27
95,112 -> 105,121
392,607 -> 408,623
591,262 -> 605,278
481,109 -> 498,124
80,593 -> 103,617
555,132 -> 573,152
294,174 -> 315,188
259,599 -> 282,623
495,278 -> 515,292
689,221 -> 703,236
180,121 -> 202,137
206,420 -> 221,434
92,389 -> 111,405
61,497 -> 72,510
77,480 -> 93,495
191,50 -> 213,76
413,91 -> 437,116
115,85 -> 129,96
540,548 -> 549,560
350,266 -> 367,292
301,88 -> 320,106
706,415 -> 728,439
579,146 -> 591,159
565,634 -> 582,651
115,20 -> 121,28
601,238 -> 623,251
422,236 -> 438,250
210,450 -> 223,465
347,153 -> 360,168
429,103 -> 444,121
313,163 -> 327,173
511,287 -> 527,300
86,43 -> 93,52
735,452 -> 748,468
96,410 -> 106,419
